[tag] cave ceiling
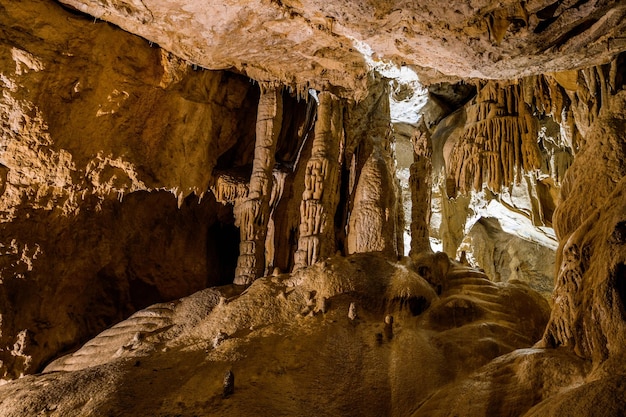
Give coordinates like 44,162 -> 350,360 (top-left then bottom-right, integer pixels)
59,0 -> 626,96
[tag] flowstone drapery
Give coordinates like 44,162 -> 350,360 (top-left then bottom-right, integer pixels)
447,81 -> 542,195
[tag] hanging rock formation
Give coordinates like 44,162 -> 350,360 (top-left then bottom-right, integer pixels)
446,80 -> 542,195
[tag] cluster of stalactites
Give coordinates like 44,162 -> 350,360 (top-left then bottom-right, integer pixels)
447,80 -> 543,195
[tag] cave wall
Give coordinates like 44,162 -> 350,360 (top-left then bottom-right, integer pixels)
0,0 -> 260,378
407,55 -> 626,417
541,59 -> 626,363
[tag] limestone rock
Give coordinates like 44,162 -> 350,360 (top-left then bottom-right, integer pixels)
57,0 -> 626,95
459,217 -> 556,299
0,0 -> 258,379
0,254 -> 548,416
1,0 -> 626,414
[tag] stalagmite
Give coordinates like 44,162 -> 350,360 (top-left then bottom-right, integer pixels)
223,370 -> 235,398
264,169 -> 288,275
346,149 -> 393,255
410,123 -> 433,255
346,84 -> 400,257
293,91 -> 342,270
234,86 -> 283,285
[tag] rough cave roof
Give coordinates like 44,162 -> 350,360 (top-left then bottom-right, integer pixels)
60,0 -> 626,96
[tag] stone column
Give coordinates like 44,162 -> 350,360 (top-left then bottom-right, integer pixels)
409,123 -> 433,255
234,86 -> 283,285
293,91 -> 341,269
409,124 -> 433,255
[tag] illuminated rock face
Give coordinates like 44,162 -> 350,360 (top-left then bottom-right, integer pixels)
57,0 -> 626,91
0,0 -> 625,416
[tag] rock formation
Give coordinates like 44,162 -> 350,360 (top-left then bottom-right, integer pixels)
234,86 -> 283,284
294,91 -> 343,269
409,123 -> 433,255
0,0 -> 625,416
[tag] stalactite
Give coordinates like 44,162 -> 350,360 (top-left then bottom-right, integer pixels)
410,123 -> 433,255
446,81 -> 542,195
233,86 -> 283,285
211,172 -> 249,204
293,91 -> 342,270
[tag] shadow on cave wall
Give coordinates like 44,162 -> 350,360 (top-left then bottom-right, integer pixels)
0,189 -> 240,375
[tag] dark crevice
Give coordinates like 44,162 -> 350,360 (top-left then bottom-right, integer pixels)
334,164 -> 352,255
570,0 -> 589,11
614,263 -> 626,320
275,91 -> 317,169
610,220 -> 626,244
536,1 -> 560,20
214,83 -> 260,170
534,17 -> 558,34
207,221 -> 240,286
407,296 -> 430,316
550,19 -> 598,47
129,278 -> 161,311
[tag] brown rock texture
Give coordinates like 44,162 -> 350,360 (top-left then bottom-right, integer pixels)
0,254 -> 550,416
409,123 -> 433,255
0,0 -> 407,380
542,65 -> 626,362
57,0 -> 626,92
294,91 -> 343,268
0,0 -> 263,379
0,0 -> 626,415
233,86 -> 283,284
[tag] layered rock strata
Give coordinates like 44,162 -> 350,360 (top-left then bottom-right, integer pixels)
56,0 -> 626,91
